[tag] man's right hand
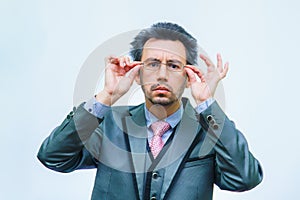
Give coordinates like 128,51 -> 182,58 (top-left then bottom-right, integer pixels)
96,56 -> 142,106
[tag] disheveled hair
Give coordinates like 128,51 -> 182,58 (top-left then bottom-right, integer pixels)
130,22 -> 198,65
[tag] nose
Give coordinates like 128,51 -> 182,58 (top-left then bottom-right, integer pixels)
156,63 -> 168,81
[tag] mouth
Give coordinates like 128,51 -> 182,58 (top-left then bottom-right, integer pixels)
153,86 -> 170,92
151,85 -> 171,95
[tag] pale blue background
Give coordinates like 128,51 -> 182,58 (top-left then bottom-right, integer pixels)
1,0 -> 299,199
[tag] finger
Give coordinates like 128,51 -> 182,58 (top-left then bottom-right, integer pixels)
127,64 -> 142,82
220,62 -> 229,78
185,65 -> 205,82
119,57 -> 126,67
123,57 -> 131,71
217,53 -> 223,72
184,67 -> 197,83
125,61 -> 143,72
185,65 -> 201,74
126,60 -> 143,68
122,56 -> 138,70
105,56 -> 118,65
125,56 -> 131,66
112,64 -> 126,75
199,54 -> 214,67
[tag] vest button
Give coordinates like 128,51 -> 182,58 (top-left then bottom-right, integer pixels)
152,172 -> 159,179
207,115 -> 213,122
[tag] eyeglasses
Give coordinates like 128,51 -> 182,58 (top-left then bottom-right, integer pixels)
142,60 -> 185,72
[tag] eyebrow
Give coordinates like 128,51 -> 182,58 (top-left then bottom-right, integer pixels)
144,57 -> 183,64
144,58 -> 160,62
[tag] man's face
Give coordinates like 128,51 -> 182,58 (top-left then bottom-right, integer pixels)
137,38 -> 188,107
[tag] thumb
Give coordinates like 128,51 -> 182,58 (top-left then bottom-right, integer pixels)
127,65 -> 142,84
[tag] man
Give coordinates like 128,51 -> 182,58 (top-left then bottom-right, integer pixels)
38,22 -> 263,200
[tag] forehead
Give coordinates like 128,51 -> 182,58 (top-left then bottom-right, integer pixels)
141,39 -> 186,62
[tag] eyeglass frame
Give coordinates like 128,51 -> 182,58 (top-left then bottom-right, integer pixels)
141,59 -> 186,72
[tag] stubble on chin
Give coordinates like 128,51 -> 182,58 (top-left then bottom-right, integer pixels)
148,96 -> 175,106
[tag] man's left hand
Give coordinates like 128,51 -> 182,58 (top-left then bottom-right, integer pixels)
185,53 -> 229,104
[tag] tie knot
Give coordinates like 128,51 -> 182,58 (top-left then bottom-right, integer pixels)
151,121 -> 170,137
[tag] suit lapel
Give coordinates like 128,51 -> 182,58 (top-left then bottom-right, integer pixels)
157,100 -> 202,200
124,104 -> 151,200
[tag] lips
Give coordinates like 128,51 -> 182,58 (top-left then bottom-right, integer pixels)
153,86 -> 170,92
150,85 -> 171,96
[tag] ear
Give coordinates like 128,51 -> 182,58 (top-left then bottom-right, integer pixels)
185,73 -> 191,88
135,70 -> 141,85
186,82 -> 191,88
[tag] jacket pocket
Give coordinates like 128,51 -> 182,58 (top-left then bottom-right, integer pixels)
184,155 -> 214,168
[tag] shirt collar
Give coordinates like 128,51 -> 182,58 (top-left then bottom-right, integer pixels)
144,103 -> 183,129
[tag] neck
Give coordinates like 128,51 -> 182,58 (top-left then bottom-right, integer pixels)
145,99 -> 181,120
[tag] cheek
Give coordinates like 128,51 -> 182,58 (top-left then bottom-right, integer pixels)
141,84 -> 150,92
139,73 -> 151,90
170,75 -> 187,88
140,71 -> 156,84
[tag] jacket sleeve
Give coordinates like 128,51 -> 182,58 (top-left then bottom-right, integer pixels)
199,101 -> 263,191
37,104 -> 103,173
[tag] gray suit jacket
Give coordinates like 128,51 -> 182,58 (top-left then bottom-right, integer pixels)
38,98 -> 263,200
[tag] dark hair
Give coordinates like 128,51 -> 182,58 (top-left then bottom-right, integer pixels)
129,22 -> 198,65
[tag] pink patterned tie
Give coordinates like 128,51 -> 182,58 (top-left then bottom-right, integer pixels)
150,121 -> 170,159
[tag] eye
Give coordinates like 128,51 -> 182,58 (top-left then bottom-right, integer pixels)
167,62 -> 181,70
147,61 -> 160,68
